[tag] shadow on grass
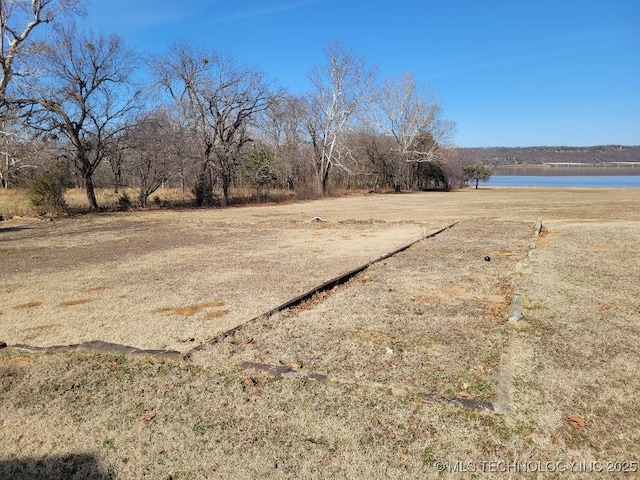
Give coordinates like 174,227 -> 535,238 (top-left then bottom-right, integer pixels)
0,453 -> 112,479
0,226 -> 31,234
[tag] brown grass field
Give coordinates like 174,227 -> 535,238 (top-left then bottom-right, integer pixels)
1,187 -> 639,478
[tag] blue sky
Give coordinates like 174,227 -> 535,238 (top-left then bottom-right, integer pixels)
83,0 -> 639,147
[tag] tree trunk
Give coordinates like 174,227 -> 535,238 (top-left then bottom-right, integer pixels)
221,174 -> 231,206
85,174 -> 99,209
321,162 -> 331,195
113,168 -> 122,193
475,179 -> 479,189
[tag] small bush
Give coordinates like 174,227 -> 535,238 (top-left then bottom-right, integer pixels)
192,175 -> 214,207
117,192 -> 132,210
28,172 -> 68,214
295,182 -> 321,200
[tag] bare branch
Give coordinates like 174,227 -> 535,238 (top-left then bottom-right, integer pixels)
0,0 -> 82,106
305,40 -> 376,194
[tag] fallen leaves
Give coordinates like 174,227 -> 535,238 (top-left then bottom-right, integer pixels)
139,412 -> 156,423
473,365 -> 485,374
349,273 -> 372,284
566,413 -> 586,429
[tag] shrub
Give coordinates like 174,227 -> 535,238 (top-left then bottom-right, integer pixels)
28,172 -> 68,214
463,164 -> 493,189
192,174 -> 214,207
117,192 -> 132,210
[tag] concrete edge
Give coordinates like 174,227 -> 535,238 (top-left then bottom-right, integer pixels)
1,340 -> 184,362
242,361 -> 494,412
191,222 -> 459,353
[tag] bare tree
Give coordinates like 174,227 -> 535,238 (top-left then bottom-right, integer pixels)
104,134 -> 127,193
206,63 -> 273,205
258,94 -> 310,191
0,117 -> 48,187
151,42 -> 213,204
23,24 -> 141,209
0,0 -> 80,187
439,147 -> 465,188
125,109 -> 178,207
306,40 -> 375,195
0,117 -> 18,187
376,73 -> 440,155
152,42 -> 274,205
369,72 -> 455,190
350,128 -> 401,191
0,0 -> 80,104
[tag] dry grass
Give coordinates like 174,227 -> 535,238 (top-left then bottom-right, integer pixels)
151,301 -> 227,317
0,187 -> 195,216
63,187 -> 194,210
0,188 -> 35,217
1,187 -> 639,478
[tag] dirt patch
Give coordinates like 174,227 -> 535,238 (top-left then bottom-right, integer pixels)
483,294 -> 507,303
12,302 -> 43,310
86,286 -> 109,292
0,357 -> 32,367
205,310 -> 230,320
59,299 -> 94,307
439,285 -> 468,296
587,245 -> 614,252
151,301 -> 227,317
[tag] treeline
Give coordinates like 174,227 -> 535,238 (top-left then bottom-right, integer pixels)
458,146 -> 640,166
0,1 -> 464,210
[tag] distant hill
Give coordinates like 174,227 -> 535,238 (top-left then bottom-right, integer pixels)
457,145 -> 640,165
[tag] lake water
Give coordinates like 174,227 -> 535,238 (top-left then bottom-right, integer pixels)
487,175 -> 640,188
485,165 -> 640,188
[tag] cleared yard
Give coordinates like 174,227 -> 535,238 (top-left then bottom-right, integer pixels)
1,188 -> 639,478
2,195 -> 444,351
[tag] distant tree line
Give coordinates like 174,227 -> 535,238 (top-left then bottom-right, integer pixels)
458,146 -> 640,166
1,0 -> 468,210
